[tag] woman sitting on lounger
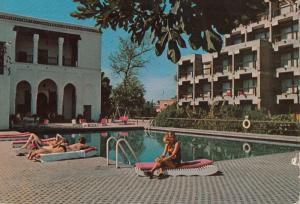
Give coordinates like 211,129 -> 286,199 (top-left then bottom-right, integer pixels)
21,133 -> 64,150
144,132 -> 181,179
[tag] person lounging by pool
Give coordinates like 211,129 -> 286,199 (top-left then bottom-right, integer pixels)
27,136 -> 89,160
20,133 -> 65,150
66,136 -> 89,151
27,144 -> 67,160
144,132 -> 181,179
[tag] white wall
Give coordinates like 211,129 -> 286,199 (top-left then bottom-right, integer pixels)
0,12 -> 102,128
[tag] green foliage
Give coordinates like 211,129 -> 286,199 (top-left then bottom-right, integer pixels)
140,101 -> 157,117
155,104 -> 300,136
72,0 -> 267,63
101,71 -> 112,117
109,37 -> 152,117
109,37 -> 151,85
112,77 -> 145,116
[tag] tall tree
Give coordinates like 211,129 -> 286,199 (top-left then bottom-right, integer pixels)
101,71 -> 112,117
71,0 -> 267,63
112,76 -> 145,116
109,37 -> 151,87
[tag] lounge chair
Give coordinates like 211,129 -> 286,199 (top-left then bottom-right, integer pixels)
35,147 -> 97,162
0,132 -> 31,141
135,159 -> 218,176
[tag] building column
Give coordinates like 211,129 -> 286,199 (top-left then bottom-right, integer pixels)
31,85 -> 38,115
77,40 -> 81,67
192,59 -> 196,110
57,87 -> 64,115
232,53 -> 235,103
10,83 -> 16,115
244,31 -> 248,42
58,37 -> 64,66
210,60 -> 214,101
33,34 -> 39,64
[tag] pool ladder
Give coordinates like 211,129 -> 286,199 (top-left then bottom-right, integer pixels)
106,136 -> 139,168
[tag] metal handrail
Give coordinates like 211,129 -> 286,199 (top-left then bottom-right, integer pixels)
116,138 -> 139,168
106,136 -> 131,166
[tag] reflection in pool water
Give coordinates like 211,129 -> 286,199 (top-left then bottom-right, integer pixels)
45,130 -> 300,164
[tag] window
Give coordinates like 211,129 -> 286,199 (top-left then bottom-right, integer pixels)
242,53 -> 257,68
222,58 -> 229,71
281,50 -> 299,67
254,31 -> 269,40
203,84 -> 211,93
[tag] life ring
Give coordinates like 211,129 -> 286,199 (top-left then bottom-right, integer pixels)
243,143 -> 251,154
242,119 -> 251,129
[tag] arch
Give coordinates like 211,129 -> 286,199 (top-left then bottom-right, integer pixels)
37,79 -> 57,118
63,83 -> 76,120
15,80 -> 31,116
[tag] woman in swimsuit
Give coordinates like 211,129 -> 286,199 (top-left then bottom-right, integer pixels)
144,131 -> 181,179
21,133 -> 65,150
27,144 -> 67,160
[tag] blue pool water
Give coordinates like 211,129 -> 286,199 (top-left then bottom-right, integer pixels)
43,130 -> 300,163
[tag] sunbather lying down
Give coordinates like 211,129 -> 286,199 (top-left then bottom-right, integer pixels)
21,133 -> 65,150
27,136 -> 89,160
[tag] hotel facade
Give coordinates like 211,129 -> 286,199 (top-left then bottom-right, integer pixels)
177,0 -> 300,115
0,13 -> 102,129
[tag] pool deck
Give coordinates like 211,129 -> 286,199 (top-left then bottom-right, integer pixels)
0,141 -> 299,204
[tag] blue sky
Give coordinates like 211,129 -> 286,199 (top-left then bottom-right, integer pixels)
0,0 -> 204,101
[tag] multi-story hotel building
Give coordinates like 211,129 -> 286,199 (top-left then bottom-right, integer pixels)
0,12 -> 102,129
177,0 -> 300,115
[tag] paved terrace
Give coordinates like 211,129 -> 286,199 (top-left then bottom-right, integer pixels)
0,141 -> 299,204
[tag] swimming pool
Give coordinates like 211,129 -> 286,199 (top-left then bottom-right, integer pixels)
43,130 -> 300,164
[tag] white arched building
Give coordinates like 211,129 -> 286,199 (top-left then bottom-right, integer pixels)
0,12 -> 102,129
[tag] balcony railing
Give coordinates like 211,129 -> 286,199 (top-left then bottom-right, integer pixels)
63,57 -> 76,67
38,56 -> 58,65
235,87 -> 257,96
214,88 -> 232,97
272,4 -> 297,17
276,58 -> 299,68
273,32 -> 298,42
214,65 -> 232,73
235,60 -> 257,70
179,71 -> 193,79
180,94 -> 193,100
195,91 -> 211,98
16,52 -> 33,63
279,85 -> 300,94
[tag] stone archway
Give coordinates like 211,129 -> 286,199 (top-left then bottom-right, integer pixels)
63,83 -> 76,120
15,81 -> 31,115
37,79 -> 57,118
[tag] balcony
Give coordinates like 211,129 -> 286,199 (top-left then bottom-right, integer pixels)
63,57 -> 76,67
273,32 -> 298,50
234,87 -> 259,104
272,4 -> 297,21
213,88 -> 234,104
178,71 -> 193,85
213,65 -> 233,81
178,94 -> 193,106
276,85 -> 300,104
195,67 -> 212,83
195,92 -> 212,105
16,52 -> 33,63
275,59 -> 300,77
234,61 -> 258,79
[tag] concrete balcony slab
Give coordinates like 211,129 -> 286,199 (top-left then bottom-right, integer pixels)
276,93 -> 299,104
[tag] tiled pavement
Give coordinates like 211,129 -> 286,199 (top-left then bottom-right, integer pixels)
0,142 -> 299,204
